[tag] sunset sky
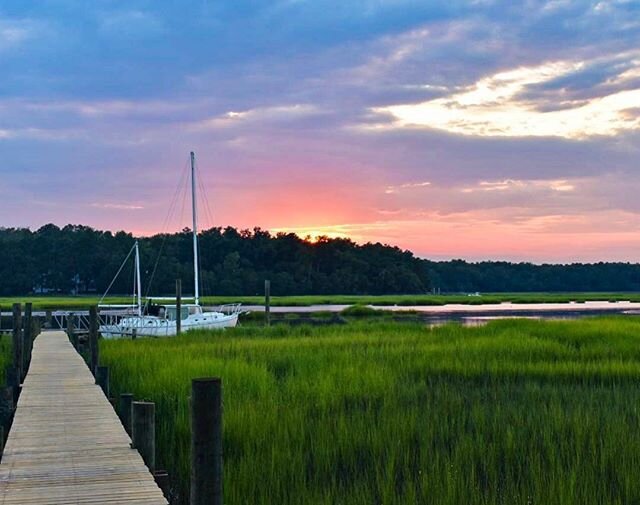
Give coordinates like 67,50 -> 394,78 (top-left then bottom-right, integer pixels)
1,0 -> 639,262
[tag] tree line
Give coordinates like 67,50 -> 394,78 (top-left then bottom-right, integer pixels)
1,224 -> 640,296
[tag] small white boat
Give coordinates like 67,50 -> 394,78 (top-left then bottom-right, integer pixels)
100,152 -> 242,338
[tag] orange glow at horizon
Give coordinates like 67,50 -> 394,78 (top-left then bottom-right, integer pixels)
266,208 -> 640,263
271,226 -> 355,242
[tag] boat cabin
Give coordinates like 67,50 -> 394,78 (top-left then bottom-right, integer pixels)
166,304 -> 203,321
145,303 -> 203,320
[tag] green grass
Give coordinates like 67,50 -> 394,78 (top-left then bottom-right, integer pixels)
3,292 -> 640,310
102,317 -> 640,504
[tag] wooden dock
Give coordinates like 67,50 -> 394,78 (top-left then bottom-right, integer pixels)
0,330 -> 168,504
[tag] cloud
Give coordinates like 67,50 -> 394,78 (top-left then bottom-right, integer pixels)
461,179 -> 575,193
0,17 -> 40,51
98,10 -> 164,38
192,104 -> 320,130
91,203 -> 144,210
0,127 -> 85,141
373,55 -> 640,139
384,181 -> 431,194
19,98 -> 203,120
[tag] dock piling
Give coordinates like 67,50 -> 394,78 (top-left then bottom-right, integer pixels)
11,304 -> 22,383
191,377 -> 223,505
265,280 -> 271,327
154,469 -> 170,498
89,306 -> 99,374
0,386 -> 14,435
119,393 -> 134,435
132,401 -> 156,472
23,303 -> 33,378
176,279 -> 182,336
96,366 -> 109,397
67,313 -> 78,349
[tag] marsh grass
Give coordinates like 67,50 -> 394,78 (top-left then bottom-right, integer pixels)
102,317 -> 640,504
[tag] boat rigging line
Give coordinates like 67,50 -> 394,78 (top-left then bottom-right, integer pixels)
98,242 -> 137,305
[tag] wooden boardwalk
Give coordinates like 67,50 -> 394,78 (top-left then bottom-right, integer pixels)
0,331 -> 168,504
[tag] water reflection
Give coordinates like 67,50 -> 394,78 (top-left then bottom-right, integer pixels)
430,314 -> 586,327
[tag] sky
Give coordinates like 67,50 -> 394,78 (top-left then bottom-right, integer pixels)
1,0 -> 640,263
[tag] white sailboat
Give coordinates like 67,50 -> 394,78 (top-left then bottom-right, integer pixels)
100,152 -> 241,338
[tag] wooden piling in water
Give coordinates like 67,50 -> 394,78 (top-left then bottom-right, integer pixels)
96,366 -> 109,397
265,279 -> 271,327
119,393 -> 134,435
89,306 -> 99,374
11,304 -> 22,383
132,401 -> 155,472
176,279 -> 182,336
191,377 -> 223,505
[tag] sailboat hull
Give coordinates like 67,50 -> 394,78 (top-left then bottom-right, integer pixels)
100,312 -> 238,339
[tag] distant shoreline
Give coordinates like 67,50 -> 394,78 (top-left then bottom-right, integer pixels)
3,293 -> 640,311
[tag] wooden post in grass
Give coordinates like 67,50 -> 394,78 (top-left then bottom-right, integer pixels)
119,393 -> 134,435
11,304 -> 22,383
89,306 -> 99,374
264,280 -> 271,327
22,303 -> 32,378
176,279 -> 182,336
191,377 -> 223,505
132,401 -> 155,472
96,366 -> 109,397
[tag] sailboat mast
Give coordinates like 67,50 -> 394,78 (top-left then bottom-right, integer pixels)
191,151 -> 200,306
135,241 -> 142,316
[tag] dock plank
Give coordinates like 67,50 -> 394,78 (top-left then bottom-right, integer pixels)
0,331 -> 167,504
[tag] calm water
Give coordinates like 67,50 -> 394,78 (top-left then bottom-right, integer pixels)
245,301 -> 640,327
